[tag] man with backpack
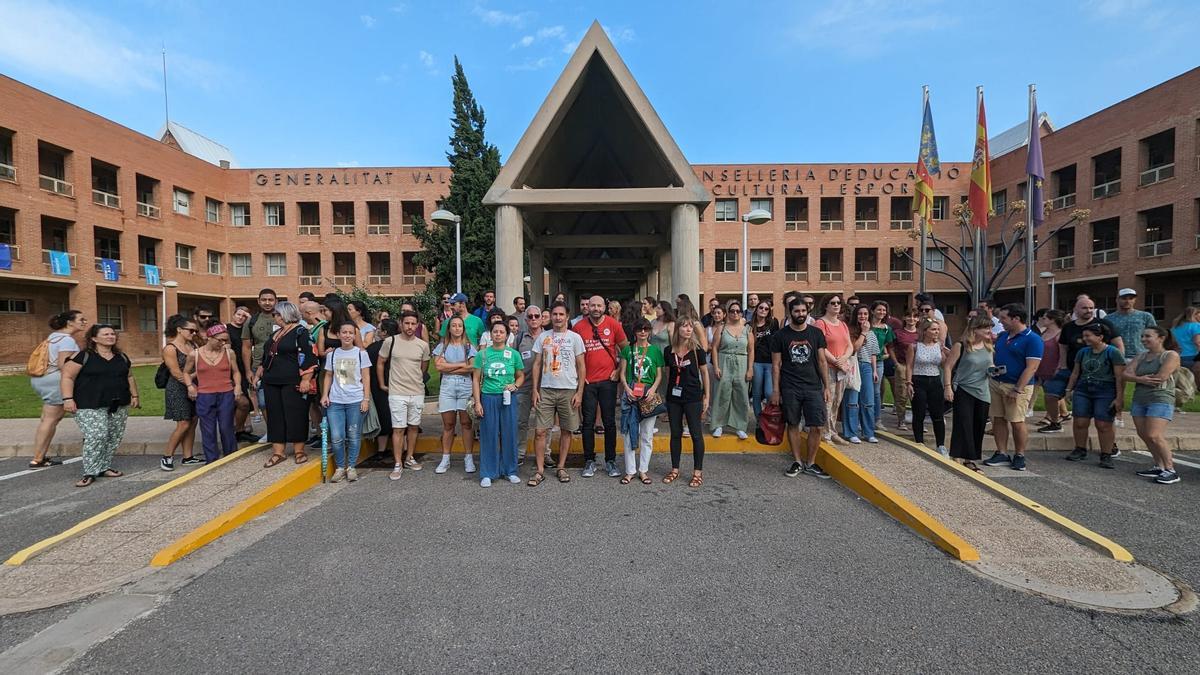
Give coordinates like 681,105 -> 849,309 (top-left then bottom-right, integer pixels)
571,295 -> 628,478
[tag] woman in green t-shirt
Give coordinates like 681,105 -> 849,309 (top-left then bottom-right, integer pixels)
618,319 -> 665,484
472,321 -> 524,488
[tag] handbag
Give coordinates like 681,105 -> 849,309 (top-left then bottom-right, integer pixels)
154,344 -> 175,389
361,397 -> 381,438
637,391 -> 665,417
755,403 -> 784,446
846,358 -> 862,392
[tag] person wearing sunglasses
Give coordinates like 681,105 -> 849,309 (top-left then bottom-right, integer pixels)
814,295 -> 853,443
749,301 -> 778,417
571,295 -> 629,478
183,323 -> 242,463
160,315 -> 201,470
510,309 -> 543,465
710,300 -> 753,439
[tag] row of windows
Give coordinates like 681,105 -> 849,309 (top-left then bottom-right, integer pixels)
707,196 -> 948,223
701,248 -> 928,274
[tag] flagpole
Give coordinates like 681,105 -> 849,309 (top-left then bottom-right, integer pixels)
919,85 -> 929,295
974,86 -> 985,306
1025,84 -> 1037,312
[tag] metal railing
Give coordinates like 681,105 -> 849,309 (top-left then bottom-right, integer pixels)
41,249 -> 77,267
38,175 -> 73,197
0,162 -> 14,181
1138,239 -> 1173,258
784,220 -> 808,231
298,225 -> 320,235
1091,248 -> 1119,265
1051,255 -> 1075,271
819,220 -> 844,231
94,257 -> 123,275
1092,179 -> 1121,199
367,274 -> 391,285
367,224 -> 390,235
890,219 -> 913,230
330,275 -> 356,286
137,201 -> 161,219
401,224 -> 413,235
1139,163 -> 1174,186
1050,193 -> 1076,210
332,224 -> 356,235
784,271 -> 808,282
889,270 -> 912,281
854,219 -> 879,231
298,275 -> 322,286
92,190 -> 120,209
2,244 -> 21,261
819,271 -> 843,282
854,271 -> 878,281
401,274 -> 428,286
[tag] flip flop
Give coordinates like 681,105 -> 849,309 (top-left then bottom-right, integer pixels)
527,472 -> 545,487
639,473 -> 652,485
556,468 -> 571,483
620,474 -> 633,484
264,454 -> 286,468
75,475 -> 95,488
294,452 -> 309,465
101,469 -> 124,478
29,458 -> 63,468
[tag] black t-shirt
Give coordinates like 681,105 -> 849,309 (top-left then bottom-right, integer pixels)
226,322 -> 246,375
752,318 -> 779,364
69,350 -> 132,410
769,324 -> 827,391
262,326 -> 313,386
665,348 -> 707,403
1059,318 -> 1116,369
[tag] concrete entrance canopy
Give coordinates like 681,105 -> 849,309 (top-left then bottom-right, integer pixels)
484,21 -> 710,306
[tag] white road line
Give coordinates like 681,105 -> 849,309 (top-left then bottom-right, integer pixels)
1131,449 -> 1200,470
0,457 -> 83,481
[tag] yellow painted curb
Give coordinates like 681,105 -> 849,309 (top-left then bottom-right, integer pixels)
810,435 -> 980,562
395,434 -> 788,455
876,430 -> 1134,563
151,459 -> 323,567
4,443 -> 268,566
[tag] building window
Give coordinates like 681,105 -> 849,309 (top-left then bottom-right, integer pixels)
1143,292 -> 1165,321
0,207 -> 14,245
172,188 -> 191,216
1092,148 -> 1122,198
819,197 -> 844,230
205,198 -> 221,224
1138,205 -> 1173,258
1091,217 -> 1120,264
784,198 -> 808,230
231,203 -> 250,227
924,248 -> 946,272
749,198 -> 773,218
264,203 -> 284,226
98,304 -> 123,330
232,253 -> 252,277
265,253 -> 287,277
175,244 -> 193,271
139,306 -> 157,332
991,190 -> 1007,215
716,249 -> 738,272
931,196 -> 949,220
1139,128 -> 1175,186
207,250 -> 223,275
750,249 -> 773,272
0,298 -> 31,313
715,199 -> 737,222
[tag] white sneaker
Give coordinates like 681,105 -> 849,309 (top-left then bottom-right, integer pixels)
258,434 -> 269,443
937,445 -> 949,456
848,436 -> 862,444
507,474 -> 521,484
435,455 -> 450,474
867,437 -> 880,443
346,468 -> 358,482
904,412 -> 913,423
735,430 -> 748,440
464,455 -> 477,474
330,468 -> 346,483
480,477 -> 492,488
712,427 -> 723,438
389,465 -> 403,481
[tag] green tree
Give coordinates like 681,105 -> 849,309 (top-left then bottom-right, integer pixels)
412,57 -> 502,303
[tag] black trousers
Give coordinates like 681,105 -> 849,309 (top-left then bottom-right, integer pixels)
910,374 -> 946,446
950,388 -> 989,461
264,382 -> 309,443
581,379 -> 618,462
667,400 -> 705,470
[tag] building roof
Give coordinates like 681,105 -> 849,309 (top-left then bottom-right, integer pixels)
157,121 -> 237,168
989,112 -> 1053,159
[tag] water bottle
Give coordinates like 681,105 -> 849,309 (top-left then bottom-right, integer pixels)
502,389 -> 511,406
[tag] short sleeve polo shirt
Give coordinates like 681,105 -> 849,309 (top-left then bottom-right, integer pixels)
992,327 -> 1043,384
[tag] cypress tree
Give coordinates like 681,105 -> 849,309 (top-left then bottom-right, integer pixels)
412,57 -> 502,303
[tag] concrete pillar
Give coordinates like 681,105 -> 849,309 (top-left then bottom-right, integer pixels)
495,206 -> 524,315
528,247 -> 544,308
646,268 -> 660,301
658,249 -> 673,302
671,204 -> 700,305
547,267 -> 559,304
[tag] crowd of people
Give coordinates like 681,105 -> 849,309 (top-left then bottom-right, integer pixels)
24,284 -> 1200,488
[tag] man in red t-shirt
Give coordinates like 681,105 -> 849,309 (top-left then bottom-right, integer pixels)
571,295 -> 629,477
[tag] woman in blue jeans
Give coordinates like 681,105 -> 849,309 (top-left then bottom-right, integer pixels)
841,306 -> 879,443
472,322 -> 525,488
1065,323 -> 1126,469
748,301 -> 778,417
320,322 -> 371,482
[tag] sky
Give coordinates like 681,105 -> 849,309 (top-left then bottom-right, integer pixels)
0,0 -> 1197,168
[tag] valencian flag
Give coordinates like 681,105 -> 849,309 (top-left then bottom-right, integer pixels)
48,250 -> 71,276
1026,91 -> 1045,226
913,92 -> 941,231
100,257 -> 120,281
143,264 -> 160,286
968,92 -> 991,229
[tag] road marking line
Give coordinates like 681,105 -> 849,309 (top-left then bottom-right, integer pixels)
1130,450 -> 1200,470
0,457 -> 83,482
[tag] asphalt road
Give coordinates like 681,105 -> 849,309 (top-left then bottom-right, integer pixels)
37,451 -> 1198,674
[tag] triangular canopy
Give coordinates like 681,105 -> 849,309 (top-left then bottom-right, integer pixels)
484,21 -> 709,206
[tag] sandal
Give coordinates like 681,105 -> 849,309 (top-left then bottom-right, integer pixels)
639,473 -> 652,485
662,469 -> 680,484
264,454 -> 286,468
689,472 -> 703,488
101,469 -> 124,478
75,475 -> 95,488
29,458 -> 63,468
294,452 -> 309,465
620,474 -> 633,484
528,472 -> 545,487
963,461 -> 982,473
556,468 -> 571,483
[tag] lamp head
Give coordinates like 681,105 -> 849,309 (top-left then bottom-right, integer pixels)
431,209 -> 461,226
742,209 -> 771,225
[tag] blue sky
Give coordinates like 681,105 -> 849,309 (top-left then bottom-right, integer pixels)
1,0 -> 1197,168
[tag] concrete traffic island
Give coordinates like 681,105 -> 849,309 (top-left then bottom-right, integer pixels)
840,433 -> 1190,613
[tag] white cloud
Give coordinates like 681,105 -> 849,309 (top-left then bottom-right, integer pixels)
562,40 -> 579,54
360,14 -> 376,28
791,0 -> 957,57
375,73 -> 393,84
472,4 -> 532,27
506,56 -> 553,72
602,25 -> 635,43
0,0 -> 224,92
418,50 -> 434,67
336,161 -> 360,168
513,35 -> 535,48
389,3 -> 407,13
537,25 -> 565,40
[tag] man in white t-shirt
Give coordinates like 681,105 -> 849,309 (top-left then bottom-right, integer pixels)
529,302 -> 587,484
378,311 -> 430,480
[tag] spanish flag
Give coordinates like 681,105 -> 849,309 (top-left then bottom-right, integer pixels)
968,90 -> 992,229
913,92 -> 940,232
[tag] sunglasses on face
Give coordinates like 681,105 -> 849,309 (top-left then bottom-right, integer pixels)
828,301 -> 842,306
920,307 -> 934,312
729,309 -> 742,313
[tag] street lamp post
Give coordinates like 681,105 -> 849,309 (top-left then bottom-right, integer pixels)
740,209 -> 772,308
160,280 -> 179,347
1039,271 -> 1056,310
431,209 -> 463,294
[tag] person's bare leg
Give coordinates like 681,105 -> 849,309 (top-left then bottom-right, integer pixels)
806,425 -> 822,465
534,428 -> 548,474
461,412 -> 475,458
391,428 -> 405,465
1011,421 -> 1028,457
1096,420 -> 1115,455
32,404 -> 65,463
404,425 -> 419,463
291,441 -> 305,458
165,419 -> 190,457
440,411 -> 456,455
182,418 -> 198,459
1144,417 -> 1174,470
1072,416 -> 1090,450
786,424 -> 804,463
991,417 -> 1010,455
1044,395 -> 1060,424
234,395 -> 250,433
556,430 -> 572,467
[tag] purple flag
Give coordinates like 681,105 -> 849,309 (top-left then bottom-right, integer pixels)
1025,92 -> 1045,226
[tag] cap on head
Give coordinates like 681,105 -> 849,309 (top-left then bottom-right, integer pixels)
1118,288 -> 1137,298
449,292 -> 469,303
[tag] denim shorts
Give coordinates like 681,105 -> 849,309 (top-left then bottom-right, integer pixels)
1072,380 -> 1117,422
1130,402 -> 1174,421
1042,368 -> 1071,399
438,374 -> 473,413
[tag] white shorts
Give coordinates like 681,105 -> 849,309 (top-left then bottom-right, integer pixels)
388,394 -> 424,428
